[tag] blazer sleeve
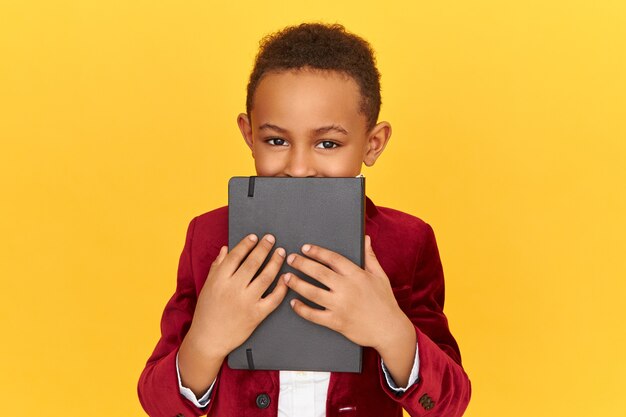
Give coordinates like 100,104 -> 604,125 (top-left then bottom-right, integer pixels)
377,223 -> 471,417
137,217 -> 219,417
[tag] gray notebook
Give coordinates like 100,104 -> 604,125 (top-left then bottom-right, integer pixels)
227,176 -> 364,372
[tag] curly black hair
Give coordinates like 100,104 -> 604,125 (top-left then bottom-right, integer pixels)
246,23 -> 382,130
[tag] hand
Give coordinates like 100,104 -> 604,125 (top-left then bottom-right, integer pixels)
186,233 -> 289,358
283,235 -> 412,353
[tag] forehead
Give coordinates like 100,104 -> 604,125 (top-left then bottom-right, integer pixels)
251,69 -> 367,131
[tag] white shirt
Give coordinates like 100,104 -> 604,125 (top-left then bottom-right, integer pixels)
175,343 -> 420,416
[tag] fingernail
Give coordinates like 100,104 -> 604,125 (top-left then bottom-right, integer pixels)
283,273 -> 291,283
248,234 -> 258,242
287,254 -> 295,264
276,247 -> 285,257
265,234 -> 275,243
302,244 -> 311,253
290,299 -> 296,308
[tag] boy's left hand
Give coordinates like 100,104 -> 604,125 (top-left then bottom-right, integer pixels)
284,234 -> 413,353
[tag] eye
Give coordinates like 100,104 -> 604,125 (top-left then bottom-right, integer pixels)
266,137 -> 288,146
316,140 -> 339,149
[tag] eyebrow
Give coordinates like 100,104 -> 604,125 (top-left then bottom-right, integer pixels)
259,123 -> 349,135
315,125 -> 349,135
259,123 -> 288,133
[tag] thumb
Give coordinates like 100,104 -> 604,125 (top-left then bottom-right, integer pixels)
364,235 -> 384,275
214,245 -> 228,265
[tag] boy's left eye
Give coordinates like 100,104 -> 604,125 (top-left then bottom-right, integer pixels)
315,141 -> 339,149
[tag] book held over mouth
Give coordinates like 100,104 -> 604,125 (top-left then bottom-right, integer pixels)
227,176 -> 365,373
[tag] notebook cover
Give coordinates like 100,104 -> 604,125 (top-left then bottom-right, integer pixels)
227,176 -> 364,372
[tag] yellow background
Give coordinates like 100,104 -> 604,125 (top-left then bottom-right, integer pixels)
1,1 -> 625,416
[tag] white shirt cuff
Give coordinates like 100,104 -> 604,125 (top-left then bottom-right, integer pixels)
381,341 -> 420,392
176,351 -> 215,408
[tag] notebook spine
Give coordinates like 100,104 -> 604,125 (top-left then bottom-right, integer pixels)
360,176 -> 366,268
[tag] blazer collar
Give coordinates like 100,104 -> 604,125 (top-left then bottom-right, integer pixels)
365,195 -> 378,219
364,195 -> 379,242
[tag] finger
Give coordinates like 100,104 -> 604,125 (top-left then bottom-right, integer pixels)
232,234 -> 276,281
286,253 -> 337,288
213,245 -> 228,266
298,244 -> 355,275
364,235 -> 385,276
248,246 -> 286,296
283,272 -> 333,308
290,298 -> 334,329
259,272 -> 289,314
220,234 -> 260,275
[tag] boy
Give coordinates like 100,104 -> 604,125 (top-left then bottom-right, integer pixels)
138,23 -> 471,417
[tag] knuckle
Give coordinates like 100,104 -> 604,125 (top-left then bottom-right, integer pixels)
239,237 -> 254,249
300,285 -> 313,299
296,304 -> 308,318
252,271 -> 269,285
313,286 -> 326,301
319,268 -> 333,281
288,276 -> 300,290
248,250 -> 266,265
231,247 -> 247,261
296,280 -> 309,294
267,255 -> 279,267
261,272 -> 279,287
267,293 -> 280,307
328,252 -> 340,264
238,262 -> 257,278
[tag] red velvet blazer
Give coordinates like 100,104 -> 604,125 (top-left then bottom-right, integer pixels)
138,197 -> 471,417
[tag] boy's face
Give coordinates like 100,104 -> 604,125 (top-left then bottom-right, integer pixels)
238,69 -> 391,177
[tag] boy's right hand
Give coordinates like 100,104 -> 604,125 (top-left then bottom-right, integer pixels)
185,233 -> 288,358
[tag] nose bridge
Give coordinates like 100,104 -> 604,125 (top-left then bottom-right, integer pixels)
285,143 -> 316,177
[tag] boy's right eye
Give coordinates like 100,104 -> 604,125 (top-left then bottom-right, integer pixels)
266,138 -> 288,146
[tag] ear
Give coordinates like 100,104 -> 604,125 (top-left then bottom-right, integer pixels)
363,121 -> 392,167
237,113 -> 254,154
